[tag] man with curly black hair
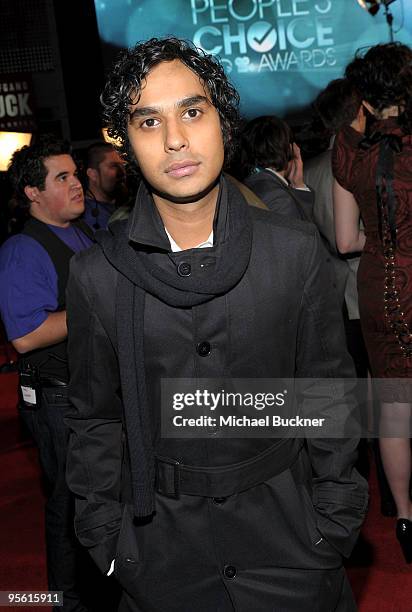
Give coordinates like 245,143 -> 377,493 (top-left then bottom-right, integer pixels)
65,38 -> 367,611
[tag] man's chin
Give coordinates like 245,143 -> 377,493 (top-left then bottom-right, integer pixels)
147,175 -> 221,205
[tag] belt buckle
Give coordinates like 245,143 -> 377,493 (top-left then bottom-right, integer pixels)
156,456 -> 180,500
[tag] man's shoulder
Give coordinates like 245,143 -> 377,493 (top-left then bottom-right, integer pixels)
245,170 -> 275,189
70,227 -> 123,290
71,242 -> 109,277
249,206 -> 318,241
244,171 -> 291,208
245,168 -> 285,184
1,231 -> 41,250
0,233 -> 50,269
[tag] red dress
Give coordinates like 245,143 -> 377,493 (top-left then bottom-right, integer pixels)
333,119 -> 412,401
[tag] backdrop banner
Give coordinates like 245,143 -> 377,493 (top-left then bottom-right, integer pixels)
94,0 -> 412,117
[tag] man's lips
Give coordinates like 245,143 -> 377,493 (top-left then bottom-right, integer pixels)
165,160 -> 200,178
71,192 -> 84,202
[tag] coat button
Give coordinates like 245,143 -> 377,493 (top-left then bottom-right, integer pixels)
196,341 -> 211,356
223,565 -> 236,579
177,262 -> 191,277
213,497 -> 226,504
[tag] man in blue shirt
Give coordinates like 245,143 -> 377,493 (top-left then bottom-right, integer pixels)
0,135 -> 94,611
82,142 -> 127,231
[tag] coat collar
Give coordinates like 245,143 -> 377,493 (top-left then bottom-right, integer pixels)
127,174 -> 227,251
127,180 -> 171,251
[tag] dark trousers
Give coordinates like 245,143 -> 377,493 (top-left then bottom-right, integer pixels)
20,388 -> 121,611
19,387 -> 87,611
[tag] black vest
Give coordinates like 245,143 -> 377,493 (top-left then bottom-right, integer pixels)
19,217 -> 93,381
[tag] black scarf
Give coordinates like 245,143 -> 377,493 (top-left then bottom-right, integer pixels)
95,175 -> 253,516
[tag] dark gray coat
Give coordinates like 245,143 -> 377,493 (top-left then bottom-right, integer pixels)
65,177 -> 367,611
245,168 -> 314,220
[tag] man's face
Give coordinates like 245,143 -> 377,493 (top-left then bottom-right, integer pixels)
127,59 -> 225,203
95,150 -> 126,198
28,154 -> 84,226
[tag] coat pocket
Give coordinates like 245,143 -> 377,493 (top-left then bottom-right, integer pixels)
114,504 -> 141,596
287,466 -> 343,567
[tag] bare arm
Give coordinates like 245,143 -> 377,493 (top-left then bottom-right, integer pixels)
12,310 -> 67,354
333,179 -> 365,254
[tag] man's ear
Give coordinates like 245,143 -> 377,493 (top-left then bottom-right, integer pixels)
24,185 -> 39,203
86,167 -> 98,183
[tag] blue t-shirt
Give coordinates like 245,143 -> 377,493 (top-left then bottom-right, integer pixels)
83,197 -> 116,231
0,224 -> 93,341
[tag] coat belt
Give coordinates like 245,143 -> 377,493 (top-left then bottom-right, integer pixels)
155,437 -> 304,499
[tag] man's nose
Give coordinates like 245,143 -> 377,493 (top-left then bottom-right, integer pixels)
71,175 -> 82,188
164,118 -> 188,152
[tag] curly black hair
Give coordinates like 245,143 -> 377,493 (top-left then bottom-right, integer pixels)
345,43 -> 412,130
8,134 -> 71,210
101,37 -> 240,166
238,116 -> 293,180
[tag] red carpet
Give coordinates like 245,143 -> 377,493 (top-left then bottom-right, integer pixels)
0,371 -> 50,612
1,354 -> 411,611
346,456 -> 412,611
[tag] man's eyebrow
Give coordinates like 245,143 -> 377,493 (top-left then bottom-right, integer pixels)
54,171 -> 69,179
129,106 -> 159,120
129,95 -> 211,121
176,95 -> 210,109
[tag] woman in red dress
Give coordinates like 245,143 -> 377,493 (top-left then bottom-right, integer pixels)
332,43 -> 412,562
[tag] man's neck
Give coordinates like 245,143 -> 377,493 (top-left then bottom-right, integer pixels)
30,210 -> 70,228
153,184 -> 218,251
266,167 -> 288,184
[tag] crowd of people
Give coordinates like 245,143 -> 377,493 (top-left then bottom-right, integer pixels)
0,37 -> 411,612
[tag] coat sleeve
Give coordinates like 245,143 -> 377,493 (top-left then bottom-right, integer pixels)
296,230 -> 368,558
65,252 -> 124,573
264,188 -> 303,218
246,174 -> 314,220
290,187 -> 315,222
256,182 -> 302,218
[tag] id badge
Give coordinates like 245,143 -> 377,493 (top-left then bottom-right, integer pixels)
19,370 -> 40,408
21,385 -> 37,406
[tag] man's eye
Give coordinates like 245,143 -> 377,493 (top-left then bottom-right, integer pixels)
142,118 -> 159,128
185,108 -> 201,119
